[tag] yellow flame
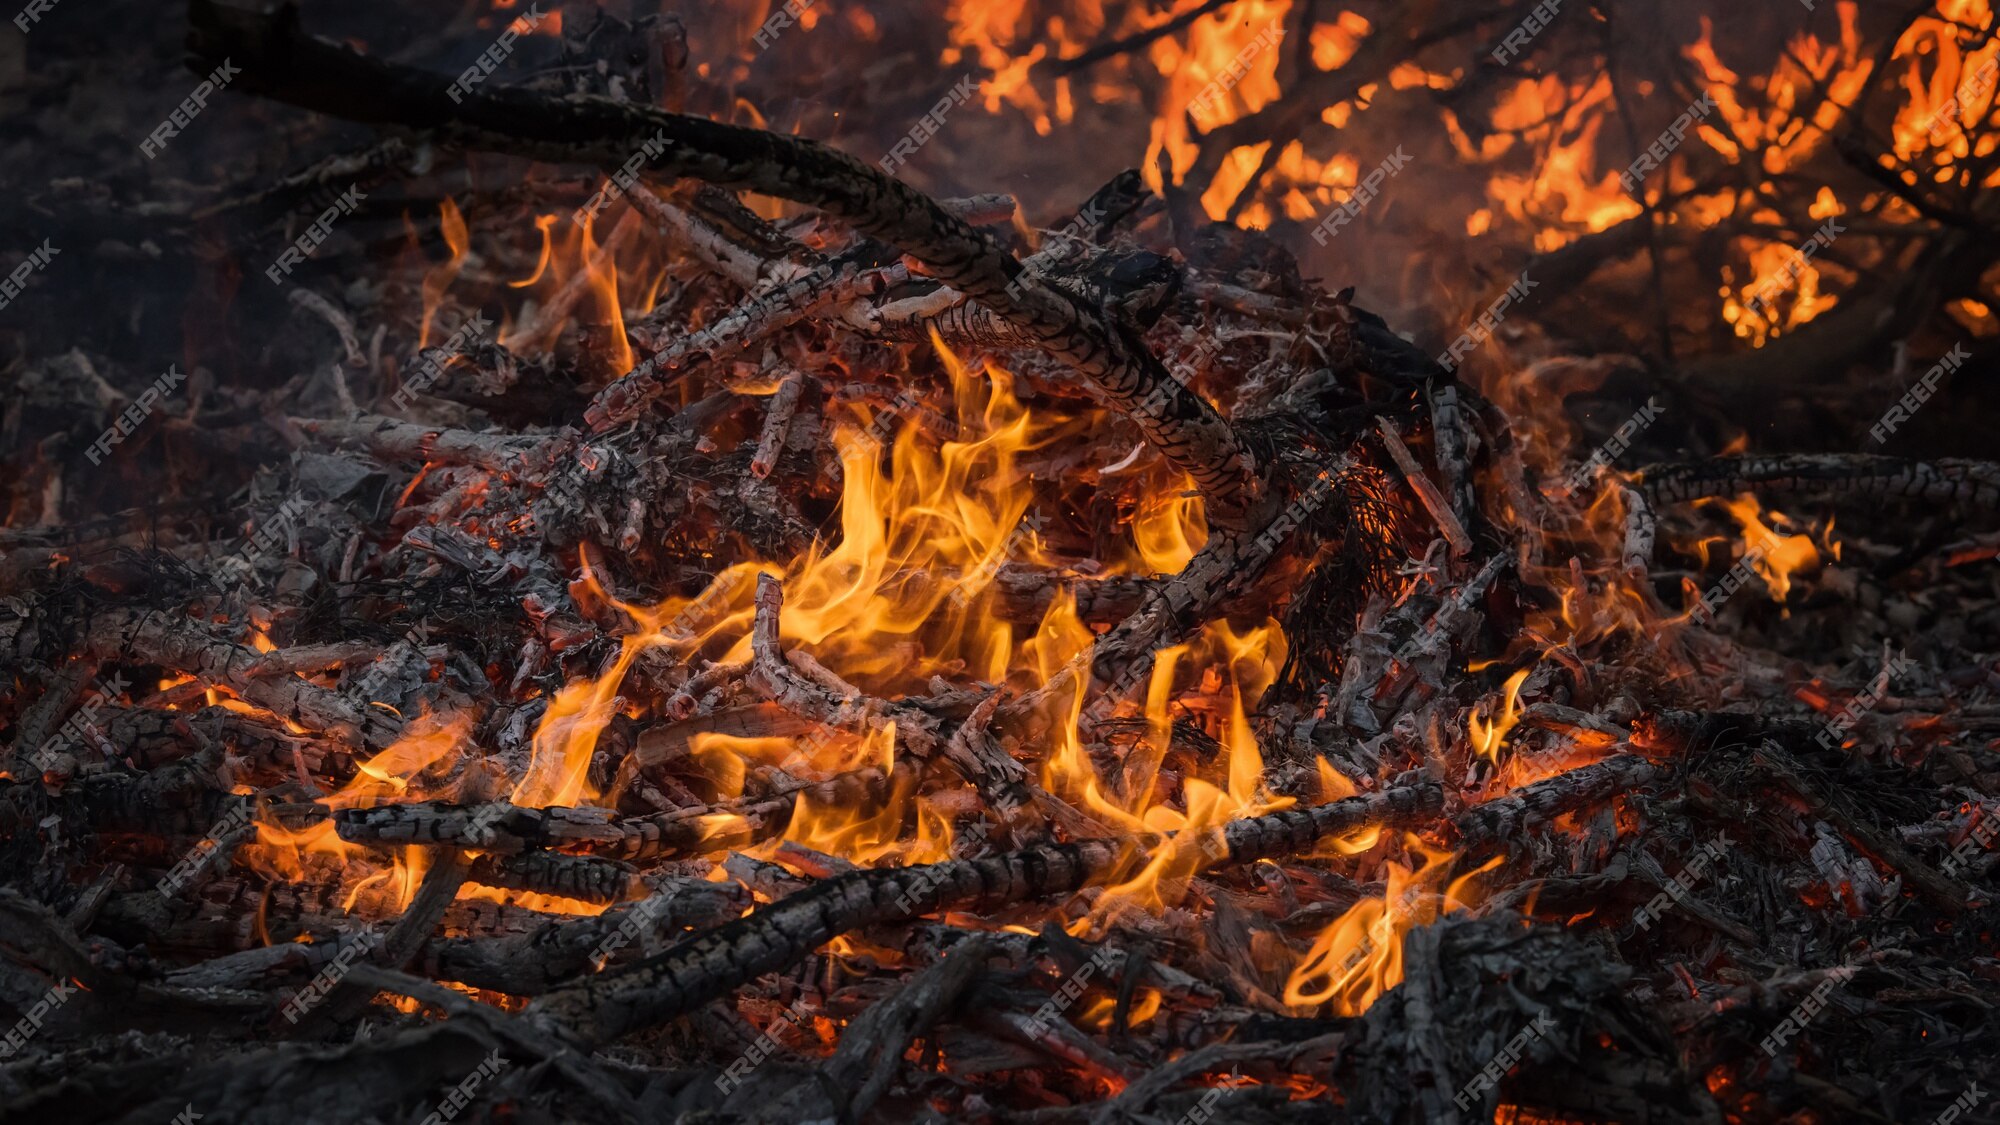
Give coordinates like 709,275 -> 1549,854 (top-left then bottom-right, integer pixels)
1469,668 -> 1530,763
420,198 -> 470,347
1283,840 -> 1499,1015
246,711 -> 472,889
1128,478 -> 1208,574
1705,493 -> 1822,602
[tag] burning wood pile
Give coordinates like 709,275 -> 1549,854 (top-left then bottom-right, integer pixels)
4,1 -> 2000,1122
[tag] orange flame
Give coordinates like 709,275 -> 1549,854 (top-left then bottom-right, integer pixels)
1469,668 -> 1531,763
1283,840 -> 1499,1015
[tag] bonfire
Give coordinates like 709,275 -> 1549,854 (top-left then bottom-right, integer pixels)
2,1 -> 1998,1122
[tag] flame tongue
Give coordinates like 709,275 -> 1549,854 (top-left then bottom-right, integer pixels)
1282,839 -> 1500,1016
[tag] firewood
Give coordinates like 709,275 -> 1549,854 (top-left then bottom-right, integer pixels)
36,608 -> 402,749
526,779 -> 1443,1044
464,850 -> 642,903
1750,740 -> 1973,915
747,933 -> 998,1121
1452,755 -> 1660,851
7,658 -> 98,770
7,1 -> 1997,1116
183,0 -> 1267,516
1376,415 -> 1472,558
333,766 -> 899,860
1427,383 -> 1477,532
1642,453 -> 2000,509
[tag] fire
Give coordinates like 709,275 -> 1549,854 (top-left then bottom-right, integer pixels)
463,328 -> 1295,885
1891,0 -> 2000,164
748,335 -> 1070,690
941,0 -> 1071,135
1051,619 -> 1294,932
1721,233 -> 1839,347
1684,5 -> 1873,345
1127,477 -> 1208,575
1282,839 -> 1498,1016
508,213 -> 558,289
1470,668 -> 1531,763
34,6 -> 2000,1112
246,710 -> 476,909
1167,3 -> 1302,222
1079,987 -> 1163,1031
580,211 -> 635,374
1316,756 -> 1357,803
920,0 -> 1984,375
1703,494 -> 1823,603
1684,7 -> 1872,175
515,554 -> 751,811
420,198 -> 470,347
1463,74 -> 1641,253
